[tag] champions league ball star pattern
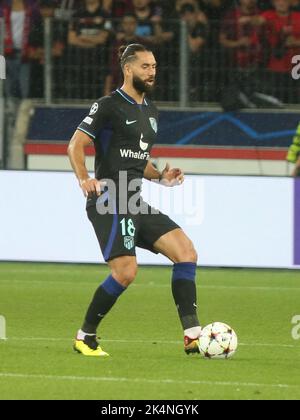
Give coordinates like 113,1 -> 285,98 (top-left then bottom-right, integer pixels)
199,322 -> 238,359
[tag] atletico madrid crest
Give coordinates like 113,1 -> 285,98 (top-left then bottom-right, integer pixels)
124,236 -> 134,250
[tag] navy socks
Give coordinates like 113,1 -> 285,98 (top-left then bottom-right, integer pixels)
82,275 -> 126,334
172,263 -> 200,330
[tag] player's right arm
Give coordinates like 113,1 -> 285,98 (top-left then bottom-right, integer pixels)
68,97 -> 111,196
68,130 -> 101,197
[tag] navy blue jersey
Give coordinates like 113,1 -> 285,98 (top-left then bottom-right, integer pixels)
77,89 -> 159,183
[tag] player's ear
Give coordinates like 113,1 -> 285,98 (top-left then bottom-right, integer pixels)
123,63 -> 132,77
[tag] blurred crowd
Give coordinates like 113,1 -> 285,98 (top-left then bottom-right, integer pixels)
1,0 -> 300,107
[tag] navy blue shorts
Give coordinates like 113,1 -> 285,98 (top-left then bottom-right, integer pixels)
87,197 -> 179,262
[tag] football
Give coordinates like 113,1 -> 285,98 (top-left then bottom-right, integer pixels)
199,322 -> 238,359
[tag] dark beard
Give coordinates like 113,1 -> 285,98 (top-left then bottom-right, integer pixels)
132,76 -> 155,95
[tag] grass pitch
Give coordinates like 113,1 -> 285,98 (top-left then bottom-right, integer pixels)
0,263 -> 300,400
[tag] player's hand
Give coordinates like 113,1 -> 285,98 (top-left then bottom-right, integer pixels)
160,163 -> 184,187
79,178 -> 106,197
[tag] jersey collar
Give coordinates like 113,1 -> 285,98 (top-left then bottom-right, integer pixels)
116,88 -> 148,106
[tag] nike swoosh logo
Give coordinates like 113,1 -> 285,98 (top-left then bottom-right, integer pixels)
126,120 -> 137,125
140,133 -> 149,151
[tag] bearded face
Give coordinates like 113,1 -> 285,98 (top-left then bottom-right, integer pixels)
132,74 -> 156,95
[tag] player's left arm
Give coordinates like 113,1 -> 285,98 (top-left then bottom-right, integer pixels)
144,161 -> 184,187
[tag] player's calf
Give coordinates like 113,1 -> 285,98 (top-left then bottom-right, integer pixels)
171,262 -> 202,354
74,258 -> 138,356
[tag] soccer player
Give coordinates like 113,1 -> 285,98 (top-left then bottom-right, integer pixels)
293,156 -> 300,176
68,44 -> 201,357
287,122 -> 300,176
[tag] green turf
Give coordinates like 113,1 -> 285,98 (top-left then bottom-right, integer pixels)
0,263 -> 300,400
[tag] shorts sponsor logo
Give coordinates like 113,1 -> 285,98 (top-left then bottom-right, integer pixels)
89,103 -> 98,115
124,236 -> 134,250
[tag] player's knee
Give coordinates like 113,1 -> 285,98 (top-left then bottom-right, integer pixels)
184,248 -> 198,264
111,264 -> 138,287
122,267 -> 138,286
190,246 -> 198,263
176,242 -> 198,264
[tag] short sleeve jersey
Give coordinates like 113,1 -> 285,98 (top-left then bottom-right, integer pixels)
77,89 -> 159,183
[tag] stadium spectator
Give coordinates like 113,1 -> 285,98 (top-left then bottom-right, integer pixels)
259,0 -> 300,102
130,0 -> 175,101
198,0 -> 233,24
220,0 -> 262,70
290,0 -> 300,11
179,3 -> 209,100
175,0 -> 208,24
197,0 -> 233,101
49,0 -> 81,20
67,0 -> 112,98
104,13 -> 147,95
257,0 -> 272,9
101,0 -> 134,17
219,0 -> 275,109
180,3 -> 208,53
132,0 -> 166,43
0,0 -> 43,101
159,0 -> 177,16
29,1 -> 67,98
38,0 -> 58,17
68,0 -> 111,48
